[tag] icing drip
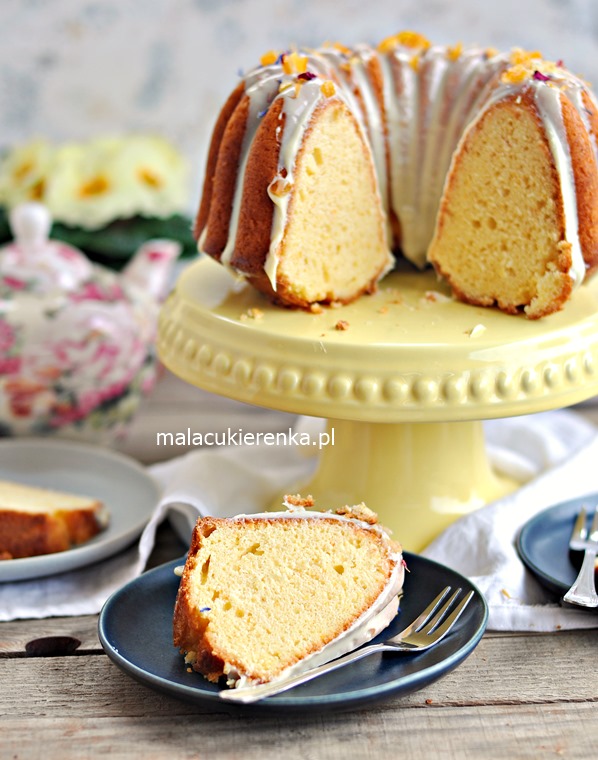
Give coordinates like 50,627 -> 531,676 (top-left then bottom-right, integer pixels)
533,83 -> 586,288
386,50 -> 420,263
219,71 -> 281,269
350,47 -> 389,219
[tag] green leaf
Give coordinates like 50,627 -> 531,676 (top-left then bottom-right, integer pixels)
0,207 -> 197,270
51,214 -> 197,270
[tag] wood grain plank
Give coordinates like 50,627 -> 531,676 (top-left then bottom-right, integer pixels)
0,615 -> 100,654
2,631 -> 597,715
1,702 -> 597,759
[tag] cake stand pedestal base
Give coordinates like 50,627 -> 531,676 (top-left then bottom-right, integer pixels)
275,418 -> 517,550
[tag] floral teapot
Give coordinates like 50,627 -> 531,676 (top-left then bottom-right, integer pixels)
0,203 -> 180,443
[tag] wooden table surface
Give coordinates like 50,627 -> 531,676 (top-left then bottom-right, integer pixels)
2,372 -> 598,760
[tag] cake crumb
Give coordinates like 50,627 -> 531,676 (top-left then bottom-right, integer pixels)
335,319 -> 350,331
284,494 -> 315,510
335,502 -> 379,524
423,290 -> 451,303
425,699 -> 434,705
240,307 -> 264,322
500,588 -> 512,599
310,303 -> 324,314
378,306 -> 389,314
466,323 -> 486,338
329,300 -> 343,309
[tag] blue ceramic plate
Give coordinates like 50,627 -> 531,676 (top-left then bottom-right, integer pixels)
517,493 -> 598,597
98,552 -> 488,712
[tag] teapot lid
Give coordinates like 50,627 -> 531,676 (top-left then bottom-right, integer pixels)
1,203 -> 93,292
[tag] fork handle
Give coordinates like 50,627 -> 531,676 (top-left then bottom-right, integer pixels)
219,643 -> 383,703
562,547 -> 598,608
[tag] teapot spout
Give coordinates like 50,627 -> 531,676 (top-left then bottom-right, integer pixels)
122,239 -> 181,300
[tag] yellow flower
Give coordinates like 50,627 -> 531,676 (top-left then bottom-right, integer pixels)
115,135 -> 188,218
1,135 -> 189,229
43,141 -> 127,229
0,139 -> 54,207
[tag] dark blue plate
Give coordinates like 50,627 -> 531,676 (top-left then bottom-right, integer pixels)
98,552 -> 487,712
517,493 -> 598,597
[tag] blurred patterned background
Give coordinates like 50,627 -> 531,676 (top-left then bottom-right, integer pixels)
1,0 -> 596,209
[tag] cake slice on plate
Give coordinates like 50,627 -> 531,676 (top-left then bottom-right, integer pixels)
0,479 -> 108,560
173,498 -> 404,688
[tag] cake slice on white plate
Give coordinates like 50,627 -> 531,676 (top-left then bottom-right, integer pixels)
0,479 -> 108,560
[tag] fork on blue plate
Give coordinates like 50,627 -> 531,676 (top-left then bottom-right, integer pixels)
562,505 -> 598,609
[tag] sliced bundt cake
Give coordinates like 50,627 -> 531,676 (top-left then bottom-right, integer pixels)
194,34 -> 598,318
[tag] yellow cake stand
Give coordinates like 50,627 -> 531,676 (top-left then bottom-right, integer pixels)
158,257 -> 598,551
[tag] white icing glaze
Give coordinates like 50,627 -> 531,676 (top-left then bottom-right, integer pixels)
198,42 -> 595,293
533,84 -> 586,288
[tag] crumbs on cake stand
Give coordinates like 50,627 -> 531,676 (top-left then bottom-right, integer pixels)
421,290 -> 451,304
465,324 -> 487,338
240,307 -> 264,321
335,319 -> 350,331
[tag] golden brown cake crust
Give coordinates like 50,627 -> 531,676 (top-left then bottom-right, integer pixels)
230,99 -> 284,278
0,505 -> 104,560
194,82 -> 245,241
173,517 -> 227,682
561,92 -> 598,277
201,94 -> 250,259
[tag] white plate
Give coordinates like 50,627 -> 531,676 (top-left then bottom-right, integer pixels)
0,439 -> 160,582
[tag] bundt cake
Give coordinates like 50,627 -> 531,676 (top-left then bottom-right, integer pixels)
173,499 -> 404,688
194,32 -> 598,319
0,479 -> 108,560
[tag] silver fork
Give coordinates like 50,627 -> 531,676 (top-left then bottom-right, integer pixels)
219,585 -> 474,703
562,505 -> 598,609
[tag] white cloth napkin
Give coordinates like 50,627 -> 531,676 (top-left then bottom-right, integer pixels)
1,409 -> 598,630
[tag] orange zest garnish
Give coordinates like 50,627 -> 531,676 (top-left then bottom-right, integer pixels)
510,48 -> 543,67
501,64 -> 529,84
378,30 -> 431,54
333,42 -> 352,56
260,50 -> 279,66
320,80 -> 336,97
282,51 -> 308,75
447,42 -> 463,61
